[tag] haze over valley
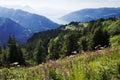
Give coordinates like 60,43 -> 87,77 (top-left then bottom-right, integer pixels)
0,0 -> 120,24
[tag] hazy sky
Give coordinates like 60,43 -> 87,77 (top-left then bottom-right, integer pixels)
0,0 -> 120,22
0,0 -> 120,10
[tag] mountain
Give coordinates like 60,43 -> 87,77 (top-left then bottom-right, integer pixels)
0,17 -> 30,46
0,7 -> 59,33
60,8 -> 120,23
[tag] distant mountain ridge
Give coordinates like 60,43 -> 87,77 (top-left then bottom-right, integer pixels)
60,7 -> 120,23
0,7 -> 60,45
0,17 -> 30,45
0,7 -> 59,33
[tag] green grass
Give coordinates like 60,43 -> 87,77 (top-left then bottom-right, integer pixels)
0,46 -> 120,80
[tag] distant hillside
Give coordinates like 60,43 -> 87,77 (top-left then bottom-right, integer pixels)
27,21 -> 87,43
26,18 -> 120,58
0,7 -> 59,33
0,17 -> 30,45
58,22 -> 88,30
60,8 -> 120,23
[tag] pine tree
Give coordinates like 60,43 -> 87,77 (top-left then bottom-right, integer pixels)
8,36 -> 25,65
48,36 -> 63,60
78,36 -> 88,52
34,40 -> 45,64
17,45 -> 25,65
8,36 -> 18,63
93,27 -> 109,48
62,32 -> 79,56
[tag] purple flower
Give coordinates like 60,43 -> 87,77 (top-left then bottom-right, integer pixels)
45,75 -> 50,80
64,71 -> 68,78
42,65 -> 47,74
52,61 -> 58,69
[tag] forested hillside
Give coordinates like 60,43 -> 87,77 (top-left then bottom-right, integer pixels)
25,17 -> 120,63
0,17 -> 120,66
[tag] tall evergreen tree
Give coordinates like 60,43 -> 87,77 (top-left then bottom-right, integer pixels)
48,36 -> 63,60
62,32 -> 80,56
17,45 -> 25,65
8,36 -> 25,65
93,27 -> 109,48
78,36 -> 88,52
8,36 -> 18,63
34,40 -> 45,64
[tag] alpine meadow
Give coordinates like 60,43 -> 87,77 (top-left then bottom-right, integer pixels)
0,0 -> 120,80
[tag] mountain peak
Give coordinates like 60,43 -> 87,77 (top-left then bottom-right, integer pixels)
0,7 -> 59,32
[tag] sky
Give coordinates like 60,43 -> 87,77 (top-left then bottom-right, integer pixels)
0,0 -> 120,22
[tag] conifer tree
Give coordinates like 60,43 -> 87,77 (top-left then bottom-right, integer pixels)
8,36 -> 25,65
17,45 -> 25,65
34,40 -> 45,64
8,36 -> 18,63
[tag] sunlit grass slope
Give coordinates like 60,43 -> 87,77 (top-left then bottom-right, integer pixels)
1,46 -> 120,80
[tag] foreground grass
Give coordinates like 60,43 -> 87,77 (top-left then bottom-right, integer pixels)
0,46 -> 120,80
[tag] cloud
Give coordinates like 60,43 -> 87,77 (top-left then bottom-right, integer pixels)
108,0 -> 120,2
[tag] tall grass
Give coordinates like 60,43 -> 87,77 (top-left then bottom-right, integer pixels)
0,46 -> 120,80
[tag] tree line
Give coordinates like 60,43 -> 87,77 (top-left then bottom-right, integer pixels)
0,17 -> 120,67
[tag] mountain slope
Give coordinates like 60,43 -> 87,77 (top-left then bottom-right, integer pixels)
60,8 -> 120,23
0,7 -> 59,33
0,17 -> 30,45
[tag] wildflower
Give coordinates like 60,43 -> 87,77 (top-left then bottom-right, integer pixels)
64,71 -> 68,78
52,61 -> 58,69
42,65 -> 47,74
45,74 -> 50,80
